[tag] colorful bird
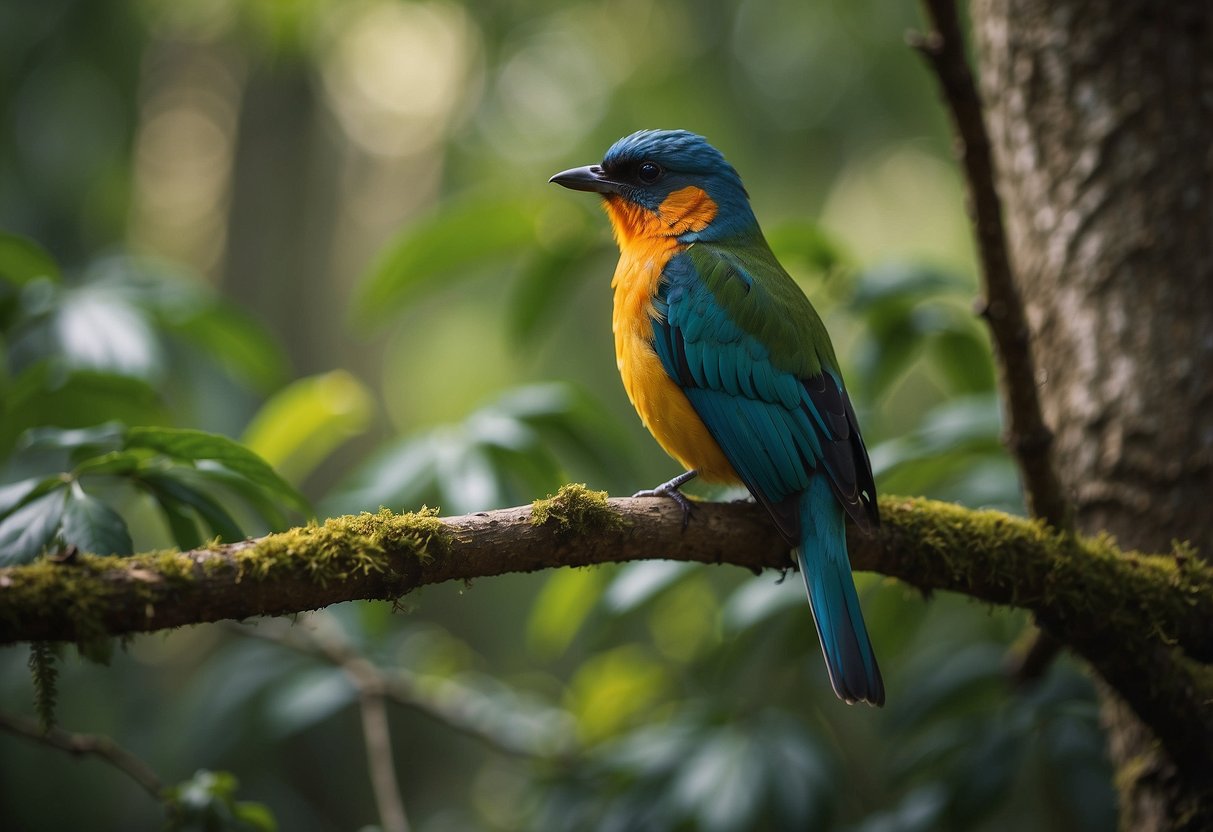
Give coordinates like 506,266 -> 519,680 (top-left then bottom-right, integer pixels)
550,130 -> 884,705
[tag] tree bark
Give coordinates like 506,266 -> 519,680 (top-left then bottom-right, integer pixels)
973,2 -> 1213,827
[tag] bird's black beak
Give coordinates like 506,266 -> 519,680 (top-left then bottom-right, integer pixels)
548,165 -> 620,194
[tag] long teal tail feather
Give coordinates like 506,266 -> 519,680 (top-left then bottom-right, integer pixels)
796,476 -> 884,706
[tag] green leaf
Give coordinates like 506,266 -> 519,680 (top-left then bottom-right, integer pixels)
850,263 -> 969,309
126,427 -> 309,515
605,561 -> 694,613
232,801 -> 278,832
0,487 -> 67,565
167,769 -> 278,832
241,370 -> 372,484
527,567 -> 606,657
190,462 -> 288,532
21,421 -> 127,452
507,235 -> 599,343
81,254 -> 288,391
319,437 -> 436,517
139,473 -> 245,543
167,303 -> 288,392
671,729 -> 763,832
434,441 -> 501,513
264,666 -> 357,737
0,367 -> 164,455
150,485 -> 205,550
55,285 -> 160,378
0,232 -> 60,285
766,220 -> 847,274
72,449 -> 145,477
928,328 -> 996,394
721,574 -> 803,632
355,190 -> 541,325
0,477 -> 46,516
60,485 -> 133,555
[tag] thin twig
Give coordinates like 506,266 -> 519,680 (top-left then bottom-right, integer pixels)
357,684 -> 410,832
226,619 -> 411,832
230,619 -> 577,760
909,0 -> 1074,680
0,710 -> 164,800
908,0 -> 1073,534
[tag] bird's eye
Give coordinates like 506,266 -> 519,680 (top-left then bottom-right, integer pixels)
637,161 -> 663,184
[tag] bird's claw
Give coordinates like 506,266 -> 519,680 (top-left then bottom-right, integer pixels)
633,470 -> 699,530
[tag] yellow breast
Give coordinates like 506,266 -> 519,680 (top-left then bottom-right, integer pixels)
603,188 -> 740,484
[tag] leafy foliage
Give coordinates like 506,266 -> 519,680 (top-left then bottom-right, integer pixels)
166,770 -> 277,832
0,424 -> 307,563
324,382 -> 630,516
0,1 -> 1121,829
0,238 -> 308,563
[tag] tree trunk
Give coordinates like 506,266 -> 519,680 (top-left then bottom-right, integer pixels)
973,1 -> 1213,828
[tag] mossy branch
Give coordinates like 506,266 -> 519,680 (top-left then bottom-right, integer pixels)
1,485 -> 1211,779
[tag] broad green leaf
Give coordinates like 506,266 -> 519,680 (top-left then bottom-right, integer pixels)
190,462 -> 288,532
72,449 -> 145,477
139,473 -> 245,542
483,442 -> 565,500
126,427 -> 308,515
721,574 -> 803,632
929,328 -> 996,394
671,730 -> 763,832
231,801 -> 278,832
850,263 -> 969,309
264,666 -> 357,737
167,768 -> 278,832
319,437 -> 435,516
493,383 -> 634,480
766,220 -> 847,275
21,422 -> 127,452
914,395 -> 1002,455
434,441 -> 500,514
889,644 -> 1006,732
527,567 -> 606,658
507,235 -> 600,344
565,646 -> 668,743
81,254 -> 287,391
241,370 -> 372,484
355,190 -> 541,324
0,477 -> 46,516
60,486 -> 133,555
0,232 -> 60,285
1,367 -> 164,455
55,285 -> 160,378
167,303 -> 288,392
150,486 -> 205,550
0,487 -> 67,565
604,561 -> 694,613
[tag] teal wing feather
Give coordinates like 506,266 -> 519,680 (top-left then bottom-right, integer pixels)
651,242 -> 884,704
650,244 -> 878,541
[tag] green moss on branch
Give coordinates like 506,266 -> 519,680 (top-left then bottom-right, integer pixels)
530,484 -> 622,534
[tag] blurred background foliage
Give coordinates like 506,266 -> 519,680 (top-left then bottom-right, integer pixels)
0,0 -> 1115,829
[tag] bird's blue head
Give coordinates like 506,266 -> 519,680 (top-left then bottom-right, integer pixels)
550,130 -> 758,244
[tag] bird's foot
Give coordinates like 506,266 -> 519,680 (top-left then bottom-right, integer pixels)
633,470 -> 699,530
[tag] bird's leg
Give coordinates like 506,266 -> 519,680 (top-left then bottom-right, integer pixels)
633,470 -> 698,529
